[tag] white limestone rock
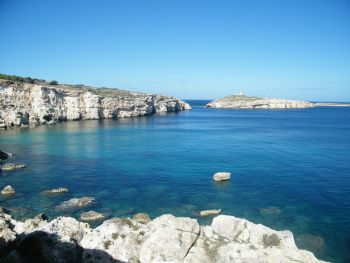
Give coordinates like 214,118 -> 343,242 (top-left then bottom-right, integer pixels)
200,209 -> 222,217
213,172 -> 231,182
207,95 -> 315,109
80,217 -> 149,262
1,185 -> 15,195
80,211 -> 105,222
0,79 -> 192,129
139,214 -> 200,263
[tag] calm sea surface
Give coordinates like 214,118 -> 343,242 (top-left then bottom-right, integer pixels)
1,100 -> 349,262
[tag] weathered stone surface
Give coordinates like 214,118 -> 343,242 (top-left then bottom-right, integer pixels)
56,197 -> 95,211
132,213 -> 151,224
0,210 -> 327,263
37,217 -> 90,242
81,217 -> 149,262
41,187 -> 69,195
1,163 -> 26,171
140,214 -> 200,263
1,186 -> 15,196
80,211 -> 105,222
207,95 -> 315,109
213,172 -> 231,182
0,79 -> 191,129
200,209 -> 222,217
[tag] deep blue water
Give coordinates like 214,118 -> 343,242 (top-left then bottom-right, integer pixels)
1,101 -> 350,262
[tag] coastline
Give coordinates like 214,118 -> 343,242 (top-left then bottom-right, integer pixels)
0,79 -> 191,130
0,208 -> 327,263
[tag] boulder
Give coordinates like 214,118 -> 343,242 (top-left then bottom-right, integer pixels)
80,217 -> 149,262
132,213 -> 151,224
139,214 -> 200,263
41,188 -> 69,196
1,163 -> 26,171
56,197 -> 94,211
200,209 -> 222,217
0,151 -> 12,160
1,186 -> 15,196
213,172 -> 231,182
80,211 -> 105,222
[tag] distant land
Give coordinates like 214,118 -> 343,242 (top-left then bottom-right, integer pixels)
207,93 -> 350,109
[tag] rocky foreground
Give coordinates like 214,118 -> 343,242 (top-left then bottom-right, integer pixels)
0,210 -> 327,263
207,95 -> 314,109
0,79 -> 191,129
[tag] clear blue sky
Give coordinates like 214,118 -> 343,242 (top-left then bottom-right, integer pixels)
0,0 -> 349,101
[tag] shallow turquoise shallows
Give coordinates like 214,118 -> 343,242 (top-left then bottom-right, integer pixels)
1,101 -> 350,262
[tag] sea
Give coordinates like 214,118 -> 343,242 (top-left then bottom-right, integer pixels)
0,100 -> 349,262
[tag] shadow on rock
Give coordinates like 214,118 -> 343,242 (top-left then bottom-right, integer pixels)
2,231 -> 125,263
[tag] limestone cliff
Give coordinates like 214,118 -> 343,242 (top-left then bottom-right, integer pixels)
0,79 -> 191,129
0,210 -> 327,263
207,95 -> 314,109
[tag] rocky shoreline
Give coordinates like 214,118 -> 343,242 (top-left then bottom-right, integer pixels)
0,208 -> 327,263
207,95 -> 315,109
0,79 -> 191,129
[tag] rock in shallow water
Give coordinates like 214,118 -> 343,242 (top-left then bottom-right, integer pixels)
200,209 -> 222,217
80,211 -> 105,222
0,151 -> 12,160
132,213 -> 151,224
213,172 -> 231,182
41,187 -> 69,196
1,185 -> 15,196
1,163 -> 26,171
56,197 -> 95,211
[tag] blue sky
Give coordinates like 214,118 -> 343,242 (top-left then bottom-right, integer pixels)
0,0 -> 349,101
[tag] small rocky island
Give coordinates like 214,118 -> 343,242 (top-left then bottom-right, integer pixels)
0,74 -> 191,129
0,209 -> 326,263
207,94 -> 314,109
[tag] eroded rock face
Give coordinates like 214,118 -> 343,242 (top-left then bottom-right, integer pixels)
0,80 -> 191,129
207,95 -> 314,109
0,210 -> 327,263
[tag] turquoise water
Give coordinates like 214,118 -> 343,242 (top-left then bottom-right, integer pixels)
1,101 -> 350,262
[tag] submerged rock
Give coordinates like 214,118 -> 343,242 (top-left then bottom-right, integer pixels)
1,163 -> 26,171
260,206 -> 282,216
200,209 -> 222,217
296,234 -> 325,254
56,197 -> 95,211
41,187 -> 69,196
213,172 -> 231,182
132,213 -> 151,224
80,211 -> 105,222
1,185 -> 15,196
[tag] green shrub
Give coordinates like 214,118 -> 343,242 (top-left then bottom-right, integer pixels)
49,80 -> 58,85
